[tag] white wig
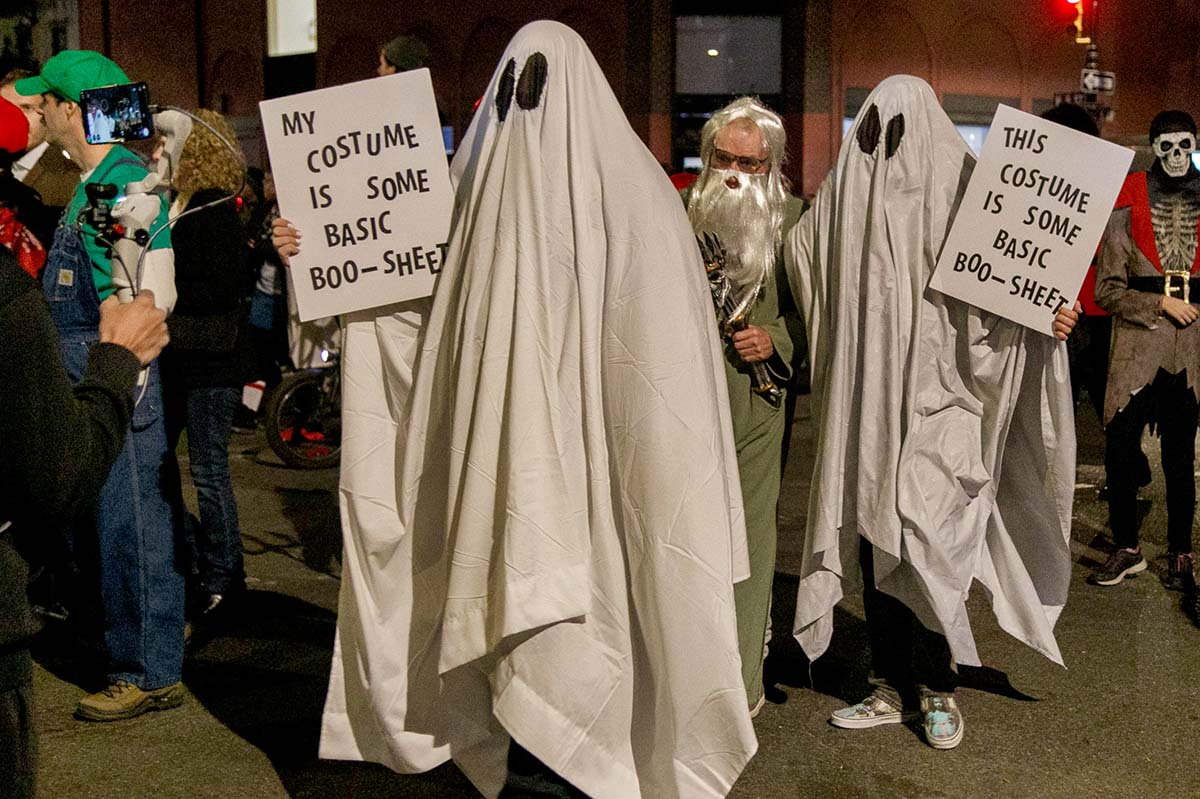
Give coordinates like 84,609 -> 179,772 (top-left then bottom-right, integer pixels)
699,96 -> 789,190
689,97 -> 791,289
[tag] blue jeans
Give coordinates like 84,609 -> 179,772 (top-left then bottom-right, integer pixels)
172,385 -> 245,597
42,222 -> 185,690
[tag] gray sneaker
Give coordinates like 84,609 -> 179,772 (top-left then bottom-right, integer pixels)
1087,549 -> 1147,586
830,692 -> 919,729
920,694 -> 964,750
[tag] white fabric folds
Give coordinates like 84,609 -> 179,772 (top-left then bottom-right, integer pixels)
784,76 -> 1075,668
320,20 -> 755,799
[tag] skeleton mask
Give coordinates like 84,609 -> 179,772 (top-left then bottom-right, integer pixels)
1153,130 -> 1196,178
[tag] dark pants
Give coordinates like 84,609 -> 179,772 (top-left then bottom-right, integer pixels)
861,544 -> 957,710
498,742 -> 586,799
1106,369 -> 1197,553
165,384 -> 246,598
0,678 -> 35,799
1069,315 -> 1112,421
248,289 -> 289,394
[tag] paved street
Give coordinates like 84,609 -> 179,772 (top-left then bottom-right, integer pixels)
33,395 -> 1200,799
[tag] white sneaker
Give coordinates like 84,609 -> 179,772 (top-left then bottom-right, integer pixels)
920,694 -> 964,750
830,693 -> 919,729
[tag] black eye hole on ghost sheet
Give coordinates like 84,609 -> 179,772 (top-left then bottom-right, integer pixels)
515,52 -> 548,110
855,104 -> 906,160
885,114 -> 905,158
857,104 -> 881,155
495,53 -> 549,123
495,58 -> 517,122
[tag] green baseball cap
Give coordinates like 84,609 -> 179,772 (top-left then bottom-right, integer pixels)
14,50 -> 130,103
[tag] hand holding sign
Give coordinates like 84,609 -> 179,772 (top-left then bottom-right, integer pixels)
929,105 -> 1134,335
273,218 -> 301,267
1053,301 -> 1081,340
260,69 -> 453,321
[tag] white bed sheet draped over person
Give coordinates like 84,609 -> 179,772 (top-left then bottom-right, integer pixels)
319,300 -> 441,770
321,20 -> 755,799
784,75 -> 1076,669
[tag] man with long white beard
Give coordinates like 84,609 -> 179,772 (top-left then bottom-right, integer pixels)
683,97 -> 805,716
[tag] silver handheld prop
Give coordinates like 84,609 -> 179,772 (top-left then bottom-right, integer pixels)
697,232 -> 782,408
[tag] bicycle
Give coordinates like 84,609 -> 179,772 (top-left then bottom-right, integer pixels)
263,350 -> 341,469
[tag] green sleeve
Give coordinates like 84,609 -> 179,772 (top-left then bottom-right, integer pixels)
85,159 -> 172,300
752,277 -> 793,384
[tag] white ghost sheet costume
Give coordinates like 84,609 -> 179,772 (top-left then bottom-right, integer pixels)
320,20 -> 755,799
319,298 -> 441,771
784,76 -> 1076,669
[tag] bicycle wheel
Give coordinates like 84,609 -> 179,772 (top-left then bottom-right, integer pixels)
263,369 -> 341,469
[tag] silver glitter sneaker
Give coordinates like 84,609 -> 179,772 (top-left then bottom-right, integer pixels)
830,692 -> 919,729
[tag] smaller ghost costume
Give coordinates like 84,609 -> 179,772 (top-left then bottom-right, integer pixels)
784,75 -> 1076,670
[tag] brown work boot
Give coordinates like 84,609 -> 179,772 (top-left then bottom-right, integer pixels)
74,679 -> 185,721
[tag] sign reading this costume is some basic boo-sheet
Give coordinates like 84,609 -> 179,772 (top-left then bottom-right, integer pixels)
260,70 -> 452,322
930,105 -> 1133,335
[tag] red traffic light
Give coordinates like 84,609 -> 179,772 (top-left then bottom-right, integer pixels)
1050,0 -> 1087,36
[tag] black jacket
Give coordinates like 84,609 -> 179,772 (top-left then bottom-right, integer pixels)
164,188 -> 255,388
0,249 -> 139,686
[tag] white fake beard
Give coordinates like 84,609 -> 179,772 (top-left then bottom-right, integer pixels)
687,168 -> 783,290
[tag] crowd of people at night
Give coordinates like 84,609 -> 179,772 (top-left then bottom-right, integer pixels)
1,19 -> 1198,799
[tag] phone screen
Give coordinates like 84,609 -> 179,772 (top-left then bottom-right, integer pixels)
80,82 -> 152,145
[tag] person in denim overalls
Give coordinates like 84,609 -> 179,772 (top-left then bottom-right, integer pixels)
16,51 -> 185,721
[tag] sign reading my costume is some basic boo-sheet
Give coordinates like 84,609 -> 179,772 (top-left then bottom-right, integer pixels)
930,104 -> 1133,336
260,69 -> 453,322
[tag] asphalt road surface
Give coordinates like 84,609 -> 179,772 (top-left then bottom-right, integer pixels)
33,396 -> 1200,799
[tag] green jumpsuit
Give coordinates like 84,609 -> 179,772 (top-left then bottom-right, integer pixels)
682,188 -> 806,706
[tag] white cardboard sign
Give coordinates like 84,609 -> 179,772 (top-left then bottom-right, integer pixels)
929,104 -> 1133,335
260,70 -> 453,321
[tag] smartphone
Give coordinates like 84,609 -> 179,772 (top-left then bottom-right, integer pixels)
80,82 -> 153,145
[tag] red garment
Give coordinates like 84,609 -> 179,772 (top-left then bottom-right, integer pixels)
0,96 -> 27,154
1081,171 -> 1200,317
0,207 -> 47,279
1114,171 -> 1200,274
669,172 -> 697,191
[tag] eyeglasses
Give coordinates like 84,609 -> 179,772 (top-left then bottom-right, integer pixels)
710,148 -> 767,172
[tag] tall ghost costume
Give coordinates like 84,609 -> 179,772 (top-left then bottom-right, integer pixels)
320,21 -> 756,799
784,76 -> 1076,670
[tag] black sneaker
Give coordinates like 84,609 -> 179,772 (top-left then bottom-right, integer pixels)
1161,552 -> 1196,593
1087,549 -> 1147,586
231,407 -> 260,432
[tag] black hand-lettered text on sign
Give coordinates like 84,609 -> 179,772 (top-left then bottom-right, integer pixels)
930,105 -> 1133,335
260,70 -> 453,321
